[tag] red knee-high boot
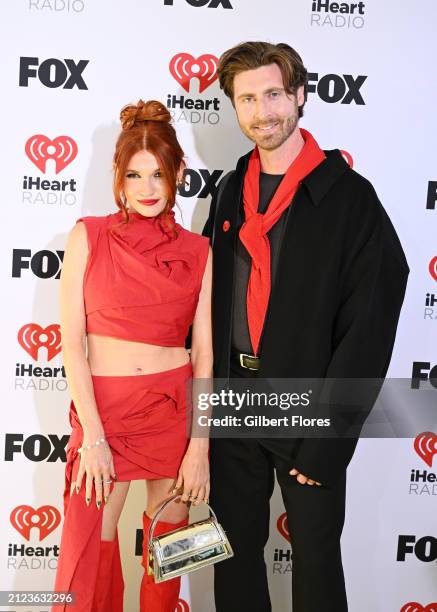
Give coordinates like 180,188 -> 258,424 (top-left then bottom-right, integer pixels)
91,532 -> 124,612
140,512 -> 188,612
109,532 -> 125,610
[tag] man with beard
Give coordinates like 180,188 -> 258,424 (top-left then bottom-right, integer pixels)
202,42 -> 409,611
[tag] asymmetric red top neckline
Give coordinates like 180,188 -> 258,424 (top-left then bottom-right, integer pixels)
78,210 -> 209,347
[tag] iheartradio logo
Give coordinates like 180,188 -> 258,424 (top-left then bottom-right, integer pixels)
340,149 -> 353,168
169,53 -> 218,93
276,512 -> 291,543
18,323 -> 62,361
175,599 -> 190,612
401,604 -> 437,612
10,505 -> 61,541
414,432 -> 437,467
25,134 -> 78,174
429,256 -> 437,282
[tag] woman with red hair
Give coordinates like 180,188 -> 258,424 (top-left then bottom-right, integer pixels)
53,100 -> 212,611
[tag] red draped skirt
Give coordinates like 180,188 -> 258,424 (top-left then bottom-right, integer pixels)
53,361 -> 193,611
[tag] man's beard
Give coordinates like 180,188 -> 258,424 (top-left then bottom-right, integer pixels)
243,111 -> 299,151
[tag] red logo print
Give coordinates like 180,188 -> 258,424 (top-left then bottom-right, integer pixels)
25,134 -> 78,174
414,432 -> 437,467
276,512 -> 291,543
10,505 -> 61,541
174,599 -> 190,612
340,150 -> 354,168
222,220 -> 230,232
18,323 -> 62,361
401,603 -> 437,612
429,256 -> 437,282
169,53 -> 218,93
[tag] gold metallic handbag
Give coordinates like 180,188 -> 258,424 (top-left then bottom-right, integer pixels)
147,495 -> 233,583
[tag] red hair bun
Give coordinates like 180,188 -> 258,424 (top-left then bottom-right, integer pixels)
120,99 -> 171,130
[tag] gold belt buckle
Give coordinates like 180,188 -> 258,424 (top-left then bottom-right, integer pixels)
239,353 -> 259,371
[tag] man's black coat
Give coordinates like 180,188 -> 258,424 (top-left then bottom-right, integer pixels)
201,148 -> 409,486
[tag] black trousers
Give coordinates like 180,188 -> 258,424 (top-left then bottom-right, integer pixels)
210,359 -> 348,612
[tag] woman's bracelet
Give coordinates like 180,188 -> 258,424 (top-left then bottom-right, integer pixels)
78,437 -> 106,454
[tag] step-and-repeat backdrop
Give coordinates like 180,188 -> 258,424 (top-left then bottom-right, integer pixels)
1,1 -> 436,611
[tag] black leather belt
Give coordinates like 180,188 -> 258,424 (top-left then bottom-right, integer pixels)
231,348 -> 260,371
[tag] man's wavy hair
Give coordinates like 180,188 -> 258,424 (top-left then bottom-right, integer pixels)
217,41 -> 308,118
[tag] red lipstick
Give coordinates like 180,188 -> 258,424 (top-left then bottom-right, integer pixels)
138,198 -> 159,206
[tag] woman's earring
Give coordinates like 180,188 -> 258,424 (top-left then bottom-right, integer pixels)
177,176 -> 187,191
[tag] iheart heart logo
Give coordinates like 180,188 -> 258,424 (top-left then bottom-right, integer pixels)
277,512 -> 291,543
17,323 -> 62,361
10,505 -> 61,541
25,134 -> 78,174
169,53 -> 218,93
414,432 -> 437,467
429,256 -> 437,282
174,599 -> 190,611
401,603 -> 437,612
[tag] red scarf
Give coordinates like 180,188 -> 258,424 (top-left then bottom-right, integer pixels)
239,128 -> 326,356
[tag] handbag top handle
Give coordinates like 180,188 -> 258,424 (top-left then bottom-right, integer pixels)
148,494 -> 218,543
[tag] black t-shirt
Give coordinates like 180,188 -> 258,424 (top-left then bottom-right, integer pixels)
232,172 -> 289,354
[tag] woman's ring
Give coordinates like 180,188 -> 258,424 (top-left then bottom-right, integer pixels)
104,480 -> 112,484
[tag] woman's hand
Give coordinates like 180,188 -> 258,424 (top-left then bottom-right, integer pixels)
74,438 -> 116,508
173,441 -> 210,505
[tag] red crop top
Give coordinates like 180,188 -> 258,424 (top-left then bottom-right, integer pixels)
77,210 -> 209,347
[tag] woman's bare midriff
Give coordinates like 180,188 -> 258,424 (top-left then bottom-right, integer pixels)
87,334 -> 190,376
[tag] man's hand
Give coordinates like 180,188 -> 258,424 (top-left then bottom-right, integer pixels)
289,468 -> 322,486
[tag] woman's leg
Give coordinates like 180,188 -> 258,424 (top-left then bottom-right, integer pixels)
146,477 -> 188,522
100,481 -> 130,540
91,481 -> 130,612
140,478 -> 189,612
